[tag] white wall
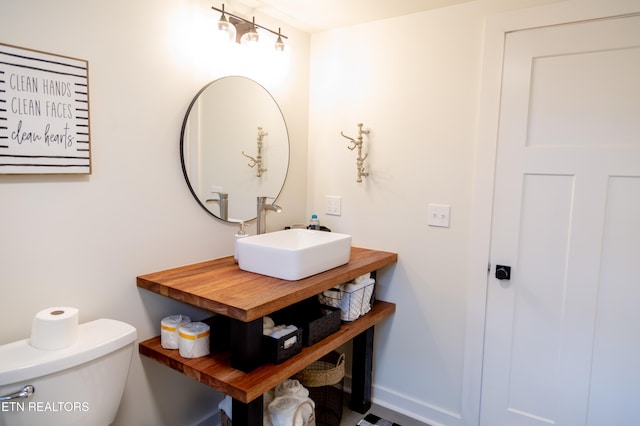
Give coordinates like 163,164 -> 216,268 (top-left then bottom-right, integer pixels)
0,1 -> 309,425
6,0 -> 624,425
306,1 -> 560,425
308,5 -> 481,424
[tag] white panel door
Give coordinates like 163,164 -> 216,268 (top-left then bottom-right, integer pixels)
481,15 -> 640,426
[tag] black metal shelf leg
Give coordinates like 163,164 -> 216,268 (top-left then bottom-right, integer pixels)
230,317 -> 263,372
232,395 -> 264,425
350,325 -> 375,413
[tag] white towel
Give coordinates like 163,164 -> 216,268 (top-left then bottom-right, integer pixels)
339,293 -> 360,321
341,278 -> 375,321
270,325 -> 297,339
319,286 -> 344,307
361,282 -> 374,315
284,325 -> 298,334
293,400 -> 314,426
263,389 -> 275,426
268,396 -> 314,426
344,277 -> 374,293
274,379 -> 309,399
265,325 -> 283,336
264,388 -> 275,408
264,316 -> 275,329
268,396 -> 300,426
354,272 -> 371,284
218,395 -> 233,420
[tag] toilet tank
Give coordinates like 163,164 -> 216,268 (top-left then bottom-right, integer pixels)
0,318 -> 137,426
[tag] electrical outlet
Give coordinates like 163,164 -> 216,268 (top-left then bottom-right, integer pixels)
325,196 -> 342,216
427,204 -> 451,227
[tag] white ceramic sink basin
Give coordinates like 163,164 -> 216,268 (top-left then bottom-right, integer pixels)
237,229 -> 352,280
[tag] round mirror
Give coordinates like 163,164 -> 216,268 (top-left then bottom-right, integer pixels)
180,76 -> 289,222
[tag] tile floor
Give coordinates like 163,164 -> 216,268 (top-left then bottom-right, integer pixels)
205,393 -> 431,426
340,394 -> 430,426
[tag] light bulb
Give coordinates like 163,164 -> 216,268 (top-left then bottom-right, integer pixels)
275,28 -> 285,52
217,13 -> 236,42
240,17 -> 259,46
241,27 -> 259,46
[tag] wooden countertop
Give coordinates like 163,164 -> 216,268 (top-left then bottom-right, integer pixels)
137,247 -> 398,322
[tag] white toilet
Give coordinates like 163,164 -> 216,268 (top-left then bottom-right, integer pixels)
0,318 -> 137,426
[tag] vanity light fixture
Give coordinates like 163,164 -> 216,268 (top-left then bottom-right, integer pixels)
212,4 -> 288,51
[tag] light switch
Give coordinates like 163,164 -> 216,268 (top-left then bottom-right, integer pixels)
325,196 -> 341,216
427,204 -> 451,227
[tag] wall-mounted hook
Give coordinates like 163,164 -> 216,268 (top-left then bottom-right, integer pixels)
242,127 -> 268,177
340,123 -> 369,183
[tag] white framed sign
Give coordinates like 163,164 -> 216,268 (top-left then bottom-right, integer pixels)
0,43 -> 91,174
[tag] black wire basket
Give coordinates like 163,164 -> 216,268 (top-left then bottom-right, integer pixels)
295,351 -> 345,426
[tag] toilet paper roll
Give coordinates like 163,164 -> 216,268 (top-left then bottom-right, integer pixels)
30,307 -> 79,350
178,322 -> 210,358
161,314 -> 191,349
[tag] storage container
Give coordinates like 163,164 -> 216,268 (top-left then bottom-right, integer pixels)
271,298 -> 342,346
294,351 -> 345,426
262,327 -> 303,364
318,280 -> 375,322
302,305 -> 341,346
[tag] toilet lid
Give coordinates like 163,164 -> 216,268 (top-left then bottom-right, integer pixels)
0,318 -> 136,385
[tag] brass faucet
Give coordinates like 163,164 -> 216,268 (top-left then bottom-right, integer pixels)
205,192 -> 229,220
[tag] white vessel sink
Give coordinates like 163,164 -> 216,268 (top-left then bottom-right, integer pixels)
237,229 -> 352,280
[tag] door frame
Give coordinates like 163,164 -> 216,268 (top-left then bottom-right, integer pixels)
463,1 -> 640,424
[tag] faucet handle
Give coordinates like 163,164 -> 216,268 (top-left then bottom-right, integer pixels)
210,191 -> 228,200
257,196 -> 278,202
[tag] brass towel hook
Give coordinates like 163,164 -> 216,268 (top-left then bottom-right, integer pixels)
340,123 -> 369,183
242,127 -> 268,177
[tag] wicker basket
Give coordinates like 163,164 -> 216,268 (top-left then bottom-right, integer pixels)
295,352 -> 345,387
294,352 -> 345,426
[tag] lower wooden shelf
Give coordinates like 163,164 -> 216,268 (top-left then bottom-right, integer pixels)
138,300 -> 395,403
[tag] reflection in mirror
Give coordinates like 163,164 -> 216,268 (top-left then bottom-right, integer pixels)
181,76 -> 289,222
